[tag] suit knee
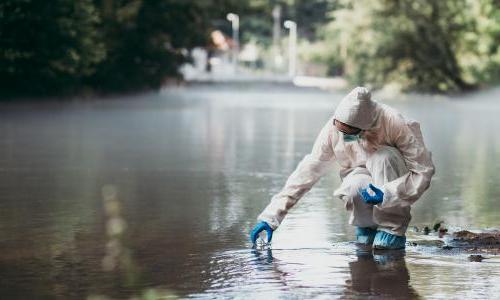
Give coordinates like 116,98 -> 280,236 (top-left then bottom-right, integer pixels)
344,176 -> 372,200
366,146 -> 408,181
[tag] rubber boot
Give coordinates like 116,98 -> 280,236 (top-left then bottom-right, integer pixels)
373,230 -> 406,250
355,227 -> 377,245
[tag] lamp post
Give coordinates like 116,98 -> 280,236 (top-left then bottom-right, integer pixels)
284,20 -> 297,77
272,5 -> 282,70
226,13 -> 239,73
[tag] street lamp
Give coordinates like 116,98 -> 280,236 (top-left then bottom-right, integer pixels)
272,5 -> 282,69
284,20 -> 297,77
226,13 -> 239,73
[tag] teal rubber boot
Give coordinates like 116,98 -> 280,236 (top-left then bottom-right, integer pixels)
355,227 -> 377,245
373,231 -> 406,250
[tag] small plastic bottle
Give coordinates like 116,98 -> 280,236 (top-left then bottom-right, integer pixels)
256,231 -> 271,249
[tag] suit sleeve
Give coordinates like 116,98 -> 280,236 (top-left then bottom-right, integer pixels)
257,118 -> 336,229
381,114 -> 435,207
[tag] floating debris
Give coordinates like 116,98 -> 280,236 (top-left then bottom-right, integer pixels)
409,240 -> 445,248
468,255 -> 486,262
438,228 -> 448,238
433,221 -> 444,232
450,230 -> 500,246
423,226 -> 431,235
436,230 -> 500,254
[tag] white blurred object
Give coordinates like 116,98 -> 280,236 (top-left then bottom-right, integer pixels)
226,13 -> 240,74
293,76 -> 348,90
239,42 -> 259,63
284,20 -> 297,77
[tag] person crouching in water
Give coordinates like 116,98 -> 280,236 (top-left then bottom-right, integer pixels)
250,87 -> 435,250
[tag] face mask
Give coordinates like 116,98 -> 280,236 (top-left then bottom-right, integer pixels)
343,132 -> 361,143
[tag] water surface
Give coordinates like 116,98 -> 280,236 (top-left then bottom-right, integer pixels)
0,84 -> 499,299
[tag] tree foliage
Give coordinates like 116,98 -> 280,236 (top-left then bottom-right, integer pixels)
0,0 -> 498,97
89,0 -> 209,92
0,0 -> 105,97
325,0 -> 500,92
0,0 -> 231,97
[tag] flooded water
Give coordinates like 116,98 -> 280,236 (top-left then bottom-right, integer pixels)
0,84 -> 499,299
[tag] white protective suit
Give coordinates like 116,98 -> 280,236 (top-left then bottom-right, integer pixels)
257,87 -> 435,236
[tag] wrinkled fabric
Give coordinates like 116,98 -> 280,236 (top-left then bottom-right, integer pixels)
337,146 -> 412,235
257,88 -> 435,234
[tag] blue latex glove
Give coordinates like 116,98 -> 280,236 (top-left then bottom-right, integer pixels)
358,184 -> 384,205
250,221 -> 273,245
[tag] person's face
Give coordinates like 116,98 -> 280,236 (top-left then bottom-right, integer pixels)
333,119 -> 362,135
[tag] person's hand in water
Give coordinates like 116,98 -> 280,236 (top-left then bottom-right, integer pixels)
359,184 -> 384,205
250,221 -> 273,245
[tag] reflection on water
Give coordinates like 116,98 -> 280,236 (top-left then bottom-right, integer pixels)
346,249 -> 417,299
0,85 -> 499,298
198,245 -> 417,299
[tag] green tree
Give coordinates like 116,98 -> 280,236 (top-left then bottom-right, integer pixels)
0,0 -> 105,97
0,0 -> 253,97
89,0 -> 209,92
458,0 -> 500,86
292,0 -> 337,41
331,0 -> 477,92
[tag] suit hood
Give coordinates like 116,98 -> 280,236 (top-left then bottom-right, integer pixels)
333,86 -> 379,130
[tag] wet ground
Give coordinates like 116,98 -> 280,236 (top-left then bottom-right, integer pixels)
0,83 -> 499,299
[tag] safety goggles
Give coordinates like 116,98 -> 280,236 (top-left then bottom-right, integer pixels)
333,119 -> 363,142
333,119 -> 362,135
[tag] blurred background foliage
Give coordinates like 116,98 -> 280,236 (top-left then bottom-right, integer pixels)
0,0 -> 499,98
324,0 -> 500,93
